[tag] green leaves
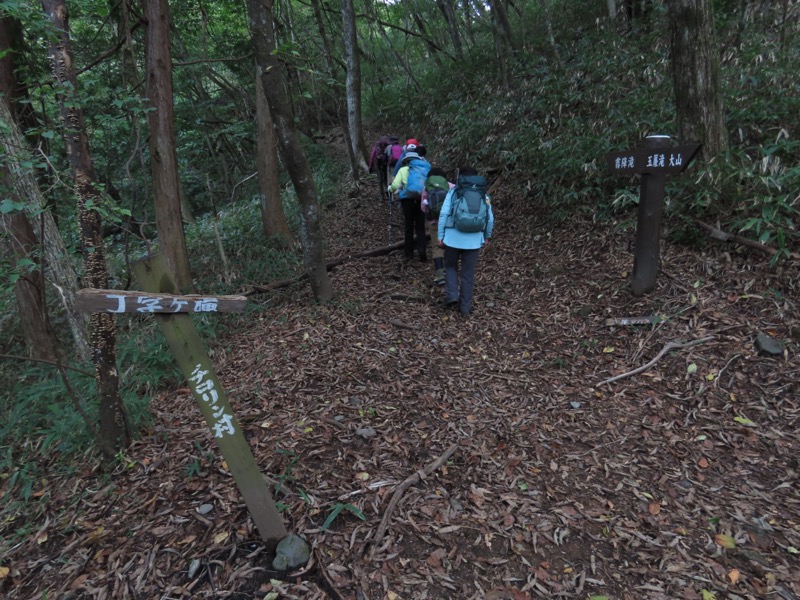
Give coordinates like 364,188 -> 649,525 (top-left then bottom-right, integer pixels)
321,502 -> 366,531
0,199 -> 26,214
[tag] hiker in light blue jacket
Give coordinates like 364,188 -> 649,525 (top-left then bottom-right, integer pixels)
437,167 -> 494,317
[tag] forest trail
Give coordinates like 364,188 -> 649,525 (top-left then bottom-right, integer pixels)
6,175 -> 800,599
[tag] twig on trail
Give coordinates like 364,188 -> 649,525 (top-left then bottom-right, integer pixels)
384,293 -> 427,303
369,443 -> 459,560
715,353 -> 741,388
695,220 -> 800,260
244,241 -> 406,296
597,335 -> 716,386
388,319 -> 419,330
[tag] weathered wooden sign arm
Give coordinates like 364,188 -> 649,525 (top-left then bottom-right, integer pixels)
76,289 -> 247,314
606,135 -> 701,296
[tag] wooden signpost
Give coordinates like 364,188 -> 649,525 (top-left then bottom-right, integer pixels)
78,254 -> 287,550
606,135 -> 700,296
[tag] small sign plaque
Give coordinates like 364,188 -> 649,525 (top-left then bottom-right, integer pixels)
606,144 -> 700,175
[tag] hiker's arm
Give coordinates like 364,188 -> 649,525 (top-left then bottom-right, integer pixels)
437,190 -> 454,243
389,170 -> 403,193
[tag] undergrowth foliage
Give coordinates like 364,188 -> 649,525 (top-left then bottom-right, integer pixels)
0,138 -> 340,496
371,2 -> 798,251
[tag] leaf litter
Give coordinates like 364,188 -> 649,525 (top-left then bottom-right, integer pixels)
1,174 -> 799,599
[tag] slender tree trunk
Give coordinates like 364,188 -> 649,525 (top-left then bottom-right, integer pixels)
437,0 -> 464,60
255,70 -> 292,245
607,0 -> 617,19
247,0 -> 332,302
490,0 -> 516,52
310,0 -> 360,179
1,207 -> 61,362
490,5 -> 510,91
411,1 -> 442,65
340,0 -> 369,176
668,0 -> 729,159
0,16 -> 90,363
41,0 -> 131,456
143,0 -> 193,292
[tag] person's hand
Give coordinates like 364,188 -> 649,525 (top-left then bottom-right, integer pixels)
483,239 -> 491,250
437,239 -> 444,248
387,185 -> 393,193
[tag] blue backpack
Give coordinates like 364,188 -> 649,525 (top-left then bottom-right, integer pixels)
404,158 -> 430,201
451,175 -> 489,233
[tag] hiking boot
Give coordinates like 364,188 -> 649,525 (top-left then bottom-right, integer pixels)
433,268 -> 445,286
441,298 -> 458,309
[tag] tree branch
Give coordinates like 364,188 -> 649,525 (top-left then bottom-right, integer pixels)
0,352 -> 94,377
696,220 -> 800,260
369,443 -> 459,560
596,336 -> 716,386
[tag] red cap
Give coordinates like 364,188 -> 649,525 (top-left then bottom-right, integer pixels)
405,138 -> 419,147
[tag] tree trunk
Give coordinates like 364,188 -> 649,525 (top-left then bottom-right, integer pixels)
607,0 -> 617,19
490,0 -> 515,53
491,5 -> 510,91
41,0 -> 131,457
437,0 -> 464,60
0,17 -> 90,363
340,0 -> 369,176
668,0 -> 729,159
255,70 -> 292,245
143,0 -> 194,292
247,0 -> 332,303
411,1 -> 442,65
310,0 -> 361,179
1,207 -> 61,362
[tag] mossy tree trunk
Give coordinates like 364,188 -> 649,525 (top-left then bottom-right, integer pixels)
255,72 -> 292,245
41,0 -> 131,457
247,0 -> 333,302
143,0 -> 194,292
668,0 -> 729,159
1,16 -> 90,363
340,0 -> 369,176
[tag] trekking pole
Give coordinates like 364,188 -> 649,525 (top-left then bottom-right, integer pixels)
387,191 -> 394,246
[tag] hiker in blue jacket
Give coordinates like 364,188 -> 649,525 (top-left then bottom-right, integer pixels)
437,167 -> 494,317
389,151 -> 431,261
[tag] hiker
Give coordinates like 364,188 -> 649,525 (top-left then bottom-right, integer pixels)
368,135 -> 390,193
421,167 -> 453,286
388,150 -> 431,262
384,136 -> 404,183
437,167 -> 494,317
392,138 -> 420,177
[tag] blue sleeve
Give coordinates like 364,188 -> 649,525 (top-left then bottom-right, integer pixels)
392,151 -> 406,176
437,189 -> 455,241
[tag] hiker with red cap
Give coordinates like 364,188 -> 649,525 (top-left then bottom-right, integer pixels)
392,138 -> 421,177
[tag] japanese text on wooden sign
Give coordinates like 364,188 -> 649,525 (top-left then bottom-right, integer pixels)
76,289 -> 247,314
606,144 -> 701,176
188,364 -> 236,439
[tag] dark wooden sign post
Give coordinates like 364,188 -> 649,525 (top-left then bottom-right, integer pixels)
77,254 -> 287,550
606,135 -> 700,296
